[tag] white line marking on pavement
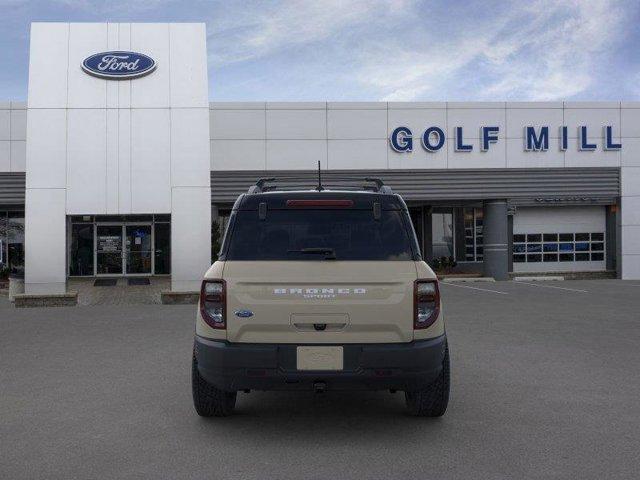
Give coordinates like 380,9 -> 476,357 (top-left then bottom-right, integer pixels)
441,282 -> 509,295
513,281 -> 588,293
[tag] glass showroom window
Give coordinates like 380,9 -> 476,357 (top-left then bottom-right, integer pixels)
463,208 -> 483,262
513,232 -> 605,263
70,222 -> 95,276
154,217 -> 171,275
68,214 -> 172,276
7,212 -> 25,274
432,210 -> 454,258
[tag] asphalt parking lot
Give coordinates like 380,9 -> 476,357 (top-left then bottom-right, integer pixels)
1,279 -> 639,480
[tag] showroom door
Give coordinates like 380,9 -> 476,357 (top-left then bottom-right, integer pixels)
96,225 -> 124,275
125,225 -> 153,275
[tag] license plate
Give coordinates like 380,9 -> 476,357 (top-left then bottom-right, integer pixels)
296,346 -> 344,371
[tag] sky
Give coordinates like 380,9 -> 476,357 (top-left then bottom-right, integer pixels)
1,0 -> 639,102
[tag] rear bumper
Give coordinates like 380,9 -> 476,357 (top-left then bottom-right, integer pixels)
194,334 -> 447,392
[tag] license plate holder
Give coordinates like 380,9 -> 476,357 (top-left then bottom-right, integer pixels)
296,346 -> 344,371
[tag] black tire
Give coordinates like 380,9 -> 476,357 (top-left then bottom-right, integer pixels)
404,343 -> 450,417
192,353 -> 237,417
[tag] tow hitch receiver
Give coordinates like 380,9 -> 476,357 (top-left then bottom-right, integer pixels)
313,381 -> 327,393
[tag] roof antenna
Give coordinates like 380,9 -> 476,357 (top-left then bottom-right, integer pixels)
317,160 -> 324,191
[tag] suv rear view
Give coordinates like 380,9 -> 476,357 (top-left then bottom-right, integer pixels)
192,178 -> 449,416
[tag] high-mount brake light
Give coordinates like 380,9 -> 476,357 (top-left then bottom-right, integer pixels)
414,280 -> 440,329
200,280 -> 226,329
286,199 -> 354,208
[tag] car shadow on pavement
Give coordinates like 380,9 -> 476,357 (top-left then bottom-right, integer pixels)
191,390 -> 450,442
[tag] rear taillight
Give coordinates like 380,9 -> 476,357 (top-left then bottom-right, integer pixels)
414,280 -> 440,329
200,280 -> 226,329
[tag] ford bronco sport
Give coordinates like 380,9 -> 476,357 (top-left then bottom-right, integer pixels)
192,177 -> 449,417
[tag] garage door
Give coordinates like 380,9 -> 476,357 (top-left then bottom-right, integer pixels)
513,206 -> 606,273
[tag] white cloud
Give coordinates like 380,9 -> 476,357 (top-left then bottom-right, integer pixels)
208,0 -> 414,66
358,0 -> 627,101
479,0 -> 625,100
208,0 -> 629,101
17,0 -> 176,11
360,35 -> 489,101
5,0 -> 629,101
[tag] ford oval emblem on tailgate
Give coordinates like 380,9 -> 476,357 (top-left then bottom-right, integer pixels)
234,309 -> 254,318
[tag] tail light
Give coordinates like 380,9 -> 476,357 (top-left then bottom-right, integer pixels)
414,280 -> 440,329
200,280 -> 226,329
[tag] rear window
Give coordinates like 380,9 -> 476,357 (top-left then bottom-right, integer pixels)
224,209 -> 416,261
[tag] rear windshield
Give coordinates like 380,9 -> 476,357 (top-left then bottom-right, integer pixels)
224,209 -> 416,261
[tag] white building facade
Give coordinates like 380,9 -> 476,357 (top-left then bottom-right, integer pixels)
23,22 -> 211,294
1,22 -> 639,295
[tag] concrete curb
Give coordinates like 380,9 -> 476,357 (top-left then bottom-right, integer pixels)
514,276 -> 564,282
441,277 -> 496,283
508,270 -> 614,280
14,291 -> 78,308
161,291 -> 199,305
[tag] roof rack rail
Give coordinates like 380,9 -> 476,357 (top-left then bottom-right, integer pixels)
247,176 -> 393,195
364,177 -> 393,194
247,177 -> 276,194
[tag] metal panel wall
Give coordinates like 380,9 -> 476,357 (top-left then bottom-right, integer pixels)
0,172 -> 26,206
0,169 -> 621,208
210,168 -> 620,205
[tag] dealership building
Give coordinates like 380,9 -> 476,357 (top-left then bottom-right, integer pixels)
1,22 -> 640,298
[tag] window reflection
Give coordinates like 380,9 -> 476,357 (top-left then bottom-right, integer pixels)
513,232 -> 606,263
432,212 -> 454,258
0,211 -> 25,274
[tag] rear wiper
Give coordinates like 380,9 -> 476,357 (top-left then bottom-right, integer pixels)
287,247 -> 337,260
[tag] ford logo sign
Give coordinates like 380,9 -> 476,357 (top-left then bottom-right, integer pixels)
82,51 -> 156,80
234,310 -> 254,318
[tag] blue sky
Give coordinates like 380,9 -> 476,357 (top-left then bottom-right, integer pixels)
1,0 -> 639,101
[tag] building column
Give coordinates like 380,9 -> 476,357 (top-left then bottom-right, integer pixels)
483,200 -> 509,280
606,204 -> 617,273
621,164 -> 640,279
171,187 -> 212,292
507,211 -> 514,273
24,188 -> 67,294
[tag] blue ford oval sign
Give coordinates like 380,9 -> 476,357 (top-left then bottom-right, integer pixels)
82,51 -> 156,80
234,310 -> 254,318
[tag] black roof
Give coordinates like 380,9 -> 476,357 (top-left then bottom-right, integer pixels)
234,190 -> 408,211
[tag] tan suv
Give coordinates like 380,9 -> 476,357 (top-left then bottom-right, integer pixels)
192,178 -> 449,416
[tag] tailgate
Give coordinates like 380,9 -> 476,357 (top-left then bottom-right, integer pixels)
224,261 -> 417,343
